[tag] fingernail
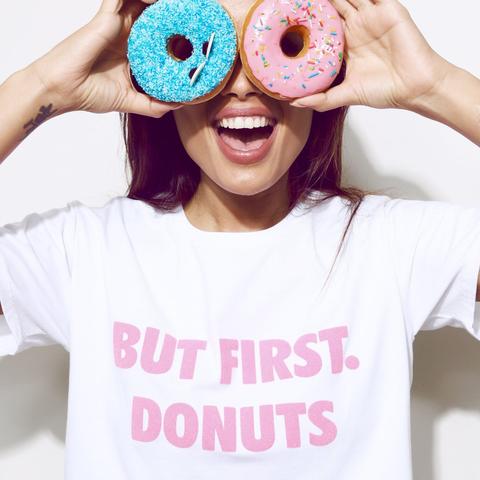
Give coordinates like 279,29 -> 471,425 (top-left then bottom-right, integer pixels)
290,101 -> 309,108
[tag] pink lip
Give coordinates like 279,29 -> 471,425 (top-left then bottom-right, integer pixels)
211,105 -> 279,166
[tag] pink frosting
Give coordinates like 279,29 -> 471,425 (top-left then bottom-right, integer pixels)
243,0 -> 344,99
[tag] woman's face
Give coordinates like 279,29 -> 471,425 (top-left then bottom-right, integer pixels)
173,0 -> 313,199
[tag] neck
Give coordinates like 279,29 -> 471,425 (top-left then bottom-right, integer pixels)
183,175 -> 291,233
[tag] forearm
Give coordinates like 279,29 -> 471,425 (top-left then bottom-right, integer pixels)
0,66 -> 68,164
407,63 -> 480,147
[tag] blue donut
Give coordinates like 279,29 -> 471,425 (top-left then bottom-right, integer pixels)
127,0 -> 238,103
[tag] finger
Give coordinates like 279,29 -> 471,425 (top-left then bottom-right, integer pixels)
99,0 -> 157,14
330,0 -> 356,18
289,83 -> 358,112
345,0 -> 370,8
82,13 -> 124,66
123,91 -> 183,118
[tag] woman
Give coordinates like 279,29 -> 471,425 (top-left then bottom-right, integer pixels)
0,0 -> 479,478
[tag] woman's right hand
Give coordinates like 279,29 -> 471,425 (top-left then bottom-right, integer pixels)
29,0 -> 182,118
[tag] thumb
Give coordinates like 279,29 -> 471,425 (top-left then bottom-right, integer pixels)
290,83 -> 358,112
121,91 -> 182,118
99,0 -> 157,14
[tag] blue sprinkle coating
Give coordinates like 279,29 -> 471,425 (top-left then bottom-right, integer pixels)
127,0 -> 238,103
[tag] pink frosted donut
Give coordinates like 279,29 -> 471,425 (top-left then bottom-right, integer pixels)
240,0 -> 345,100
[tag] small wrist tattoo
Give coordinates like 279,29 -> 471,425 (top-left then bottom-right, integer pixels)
23,103 -> 58,138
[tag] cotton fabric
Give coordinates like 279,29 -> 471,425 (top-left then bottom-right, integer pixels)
1,192 -> 480,480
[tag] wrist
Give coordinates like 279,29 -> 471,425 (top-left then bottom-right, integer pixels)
402,61 -> 480,146
19,62 -> 75,115
0,66 -> 69,162
399,55 -> 454,112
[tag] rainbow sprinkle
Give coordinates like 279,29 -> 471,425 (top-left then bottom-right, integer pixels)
128,0 -> 237,102
245,0 -> 344,97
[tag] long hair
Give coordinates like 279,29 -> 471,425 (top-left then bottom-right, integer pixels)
119,60 -> 380,291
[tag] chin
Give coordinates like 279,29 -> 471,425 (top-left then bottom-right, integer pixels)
200,161 -> 291,199
216,179 -> 279,197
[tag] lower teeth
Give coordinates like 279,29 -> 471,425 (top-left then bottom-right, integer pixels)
218,126 -> 273,151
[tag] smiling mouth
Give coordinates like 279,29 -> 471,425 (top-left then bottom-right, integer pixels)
214,116 -> 277,151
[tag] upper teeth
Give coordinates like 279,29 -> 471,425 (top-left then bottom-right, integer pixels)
216,116 -> 275,129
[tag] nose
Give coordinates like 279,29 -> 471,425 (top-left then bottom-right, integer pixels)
221,55 -> 263,101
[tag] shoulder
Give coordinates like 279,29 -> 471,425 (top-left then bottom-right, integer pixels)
71,196 -> 162,227
349,193 -> 480,225
307,193 -> 457,242
378,195 -> 480,232
70,196 -> 178,249
361,195 -> 480,265
309,193 -> 392,225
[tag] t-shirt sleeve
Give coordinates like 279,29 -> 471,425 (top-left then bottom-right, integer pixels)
0,201 -> 80,356
383,197 -> 480,341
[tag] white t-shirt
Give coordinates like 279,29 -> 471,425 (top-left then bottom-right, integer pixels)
1,192 -> 480,479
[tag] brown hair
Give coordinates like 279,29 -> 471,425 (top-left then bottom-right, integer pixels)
119,61 -> 380,292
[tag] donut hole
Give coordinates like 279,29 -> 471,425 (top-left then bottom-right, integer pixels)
167,34 -> 194,61
280,26 -> 310,58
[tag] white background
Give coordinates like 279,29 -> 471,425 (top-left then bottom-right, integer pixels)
0,0 -> 479,478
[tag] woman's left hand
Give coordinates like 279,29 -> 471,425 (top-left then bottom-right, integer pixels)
290,0 -> 453,112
